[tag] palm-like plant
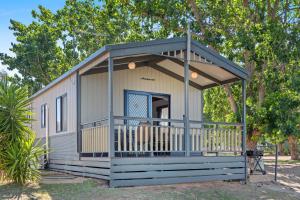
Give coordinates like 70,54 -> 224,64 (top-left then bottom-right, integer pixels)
0,79 -> 32,143
0,136 -> 45,184
0,79 -> 45,184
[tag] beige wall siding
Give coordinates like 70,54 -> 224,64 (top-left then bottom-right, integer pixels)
81,66 -> 202,124
31,73 -> 77,138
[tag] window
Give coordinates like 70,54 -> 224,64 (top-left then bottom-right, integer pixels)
41,104 -> 46,128
56,94 -> 67,132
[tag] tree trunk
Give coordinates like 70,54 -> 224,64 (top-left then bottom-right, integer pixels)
278,142 -> 284,155
288,135 -> 299,160
246,129 -> 261,150
223,84 -> 238,114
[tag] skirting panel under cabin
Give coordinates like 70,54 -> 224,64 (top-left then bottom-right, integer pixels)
110,156 -> 245,187
48,132 -> 79,160
49,158 -> 111,180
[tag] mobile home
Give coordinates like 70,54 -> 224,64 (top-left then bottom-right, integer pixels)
30,37 -> 249,187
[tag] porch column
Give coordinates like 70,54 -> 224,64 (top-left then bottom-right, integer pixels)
200,91 -> 204,122
108,56 -> 115,157
76,72 -> 82,156
184,26 -> 191,156
242,79 -> 247,182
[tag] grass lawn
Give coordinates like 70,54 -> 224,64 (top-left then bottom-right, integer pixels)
1,179 -> 299,200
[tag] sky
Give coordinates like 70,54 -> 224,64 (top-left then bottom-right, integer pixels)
0,0 -> 65,75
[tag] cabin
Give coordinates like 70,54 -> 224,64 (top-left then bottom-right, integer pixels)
30,37 -> 249,187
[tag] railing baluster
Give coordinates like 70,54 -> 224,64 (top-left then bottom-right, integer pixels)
102,125 -> 104,152
155,126 -> 158,152
231,129 -> 234,152
101,126 -> 104,152
145,126 -> 148,151
219,129 -> 222,151
150,126 -> 153,152
199,128 -> 203,152
229,130 -> 232,151
196,128 -> 199,152
134,126 -> 138,151
207,129 -> 211,152
175,128 -> 178,151
224,129 -> 227,151
170,127 -> 173,151
88,128 -> 91,152
96,127 -> 99,152
179,128 -> 183,151
140,126 -> 143,151
203,129 -> 206,152
239,129 -> 242,151
160,127 -> 164,151
234,129 -> 237,153
129,125 -> 132,152
165,127 -> 169,151
123,125 -> 127,151
118,125 -> 121,151
191,128 -> 195,152
99,126 -> 102,152
82,129 -> 85,152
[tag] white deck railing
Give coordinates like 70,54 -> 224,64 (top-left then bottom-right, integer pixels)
190,127 -> 242,153
80,117 -> 243,156
115,124 -> 185,153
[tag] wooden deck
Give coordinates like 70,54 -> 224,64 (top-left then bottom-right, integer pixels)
110,156 -> 245,187
46,117 -> 246,187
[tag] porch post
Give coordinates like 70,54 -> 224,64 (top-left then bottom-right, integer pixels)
76,72 -> 82,157
108,56 -> 115,157
200,91 -> 204,122
184,24 -> 191,156
242,79 -> 247,182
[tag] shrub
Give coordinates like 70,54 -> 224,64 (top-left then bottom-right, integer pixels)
0,135 -> 45,184
0,79 -> 45,184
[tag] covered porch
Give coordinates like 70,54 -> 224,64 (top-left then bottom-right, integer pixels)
74,37 -> 248,187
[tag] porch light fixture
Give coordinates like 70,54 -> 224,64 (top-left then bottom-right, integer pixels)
128,62 -> 136,70
191,72 -> 198,79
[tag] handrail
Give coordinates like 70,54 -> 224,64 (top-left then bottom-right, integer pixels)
190,120 -> 243,126
113,116 -> 184,123
114,116 -> 243,126
81,118 -> 108,129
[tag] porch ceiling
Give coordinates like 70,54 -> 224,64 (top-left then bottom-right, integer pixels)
82,53 -> 243,90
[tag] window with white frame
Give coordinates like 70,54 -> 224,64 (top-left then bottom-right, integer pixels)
41,104 -> 46,128
56,94 -> 67,132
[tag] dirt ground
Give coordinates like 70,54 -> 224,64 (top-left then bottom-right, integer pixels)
0,156 -> 299,200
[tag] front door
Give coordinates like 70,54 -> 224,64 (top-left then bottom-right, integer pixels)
125,90 -> 171,154
125,90 -> 170,124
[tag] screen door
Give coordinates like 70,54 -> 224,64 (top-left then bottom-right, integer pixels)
125,92 -> 150,126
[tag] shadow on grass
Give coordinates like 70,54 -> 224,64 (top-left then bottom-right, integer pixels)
0,179 -> 299,200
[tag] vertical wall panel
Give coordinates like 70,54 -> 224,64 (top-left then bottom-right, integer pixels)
80,66 -> 202,124
31,73 -> 77,138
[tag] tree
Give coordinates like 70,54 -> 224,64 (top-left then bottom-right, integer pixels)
1,0 -> 299,156
0,0 -> 168,94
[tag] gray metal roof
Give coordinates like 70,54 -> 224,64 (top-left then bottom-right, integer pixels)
30,37 -> 249,99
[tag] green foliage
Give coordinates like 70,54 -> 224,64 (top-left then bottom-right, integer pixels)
0,136 -> 45,184
0,0 -> 170,94
0,0 -> 299,146
0,80 -> 45,184
0,79 -> 32,144
258,90 -> 300,144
